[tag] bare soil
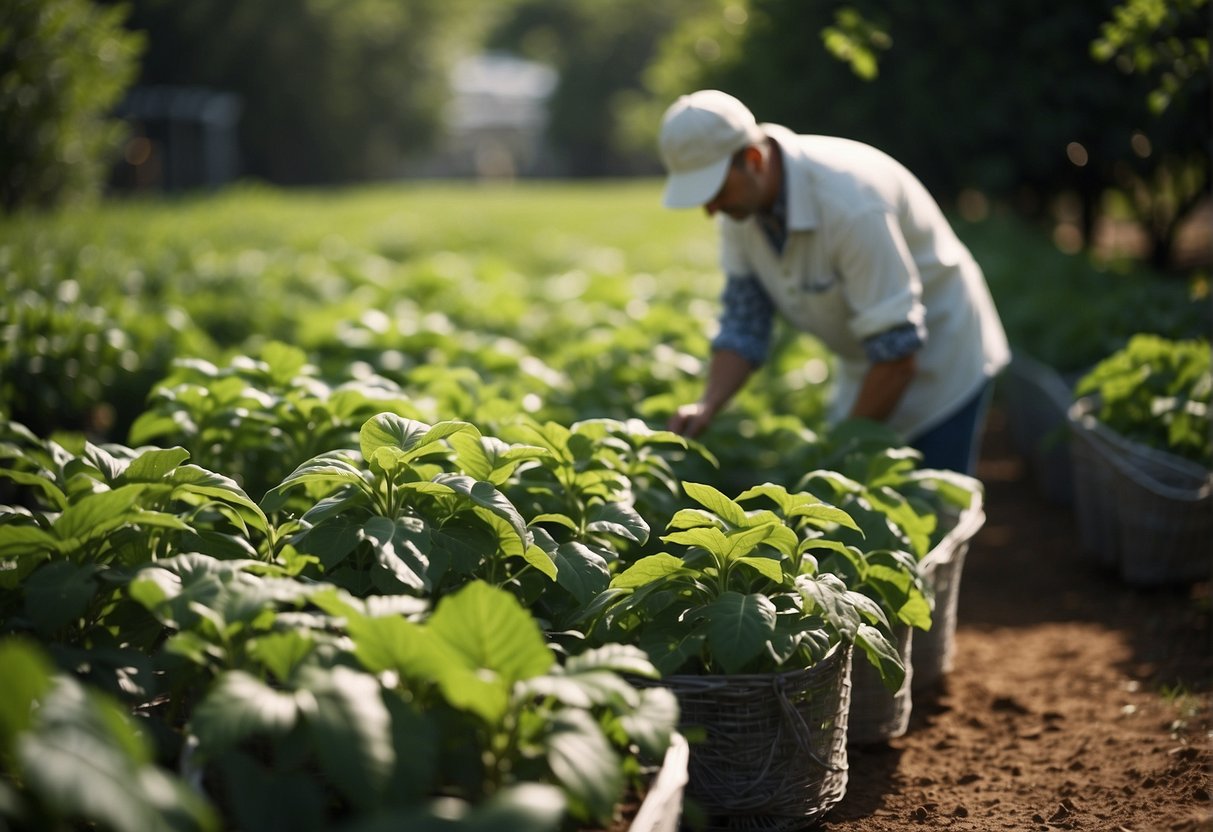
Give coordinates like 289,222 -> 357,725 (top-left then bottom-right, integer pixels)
819,407 -> 1212,832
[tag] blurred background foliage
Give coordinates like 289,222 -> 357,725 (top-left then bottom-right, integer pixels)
0,0 -> 143,211
0,0 -> 1209,271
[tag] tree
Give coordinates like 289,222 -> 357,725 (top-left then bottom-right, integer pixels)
486,0 -> 717,176
0,0 -> 143,212
107,0 -> 499,184
637,0 -> 1208,271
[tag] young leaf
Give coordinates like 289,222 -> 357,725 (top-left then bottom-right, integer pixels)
681,482 -> 748,527
734,555 -> 785,584
120,447 -> 192,483
610,553 -> 686,589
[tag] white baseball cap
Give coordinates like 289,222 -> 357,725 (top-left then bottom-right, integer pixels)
658,90 -> 765,209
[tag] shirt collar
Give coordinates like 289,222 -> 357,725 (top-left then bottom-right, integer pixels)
762,123 -> 820,231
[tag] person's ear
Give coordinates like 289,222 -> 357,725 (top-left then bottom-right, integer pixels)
742,144 -> 764,172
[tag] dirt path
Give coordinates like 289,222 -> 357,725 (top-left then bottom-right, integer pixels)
820,407 -> 1212,832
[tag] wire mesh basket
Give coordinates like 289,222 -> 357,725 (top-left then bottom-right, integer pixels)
846,624 -> 912,745
913,492 -> 985,694
638,642 -> 852,831
1068,396 -> 1212,584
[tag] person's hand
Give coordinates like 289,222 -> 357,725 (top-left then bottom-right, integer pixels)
667,402 -> 713,438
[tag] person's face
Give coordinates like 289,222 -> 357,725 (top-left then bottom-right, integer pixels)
704,151 -> 766,220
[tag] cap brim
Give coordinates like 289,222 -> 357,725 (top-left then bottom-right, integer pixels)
662,156 -> 731,209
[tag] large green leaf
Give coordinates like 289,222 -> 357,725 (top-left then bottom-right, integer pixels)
301,665 -> 394,809
0,468 -> 68,511
666,507 -> 721,530
855,622 -> 906,693
585,502 -> 649,545
0,523 -> 59,558
0,639 -> 54,747
342,604 -> 510,725
428,582 -> 554,686
168,465 -> 269,534
361,515 -> 429,592
22,560 -> 104,635
248,631 -> 315,683
120,447 -> 192,483
190,671 -> 306,754
545,709 -> 622,821
432,473 -> 529,542
734,555 -> 785,584
618,686 -> 680,760
787,501 -> 861,532
698,591 -> 777,673
261,454 -> 368,512
54,485 -> 145,544
359,413 -> 471,463
549,540 -> 610,603
19,676 -> 217,832
795,572 -> 861,639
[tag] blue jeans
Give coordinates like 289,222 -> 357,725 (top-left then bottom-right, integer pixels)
908,382 -> 994,475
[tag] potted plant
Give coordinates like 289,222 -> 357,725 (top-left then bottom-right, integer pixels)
579,481 -> 902,830
1068,334 -> 1212,585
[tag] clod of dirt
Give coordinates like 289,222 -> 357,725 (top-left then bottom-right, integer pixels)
991,695 -> 1032,714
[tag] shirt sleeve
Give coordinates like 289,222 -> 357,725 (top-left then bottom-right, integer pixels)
862,321 -> 926,363
711,273 -> 775,366
833,209 -> 928,343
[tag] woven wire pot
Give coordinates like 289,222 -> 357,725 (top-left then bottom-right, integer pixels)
1068,396 -> 1212,583
847,624 -> 912,745
636,642 -> 852,831
1000,352 -> 1079,505
913,492 -> 986,694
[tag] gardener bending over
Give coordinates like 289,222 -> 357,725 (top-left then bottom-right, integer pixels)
660,90 -> 1010,475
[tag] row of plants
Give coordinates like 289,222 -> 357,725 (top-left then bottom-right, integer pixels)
0,183 -> 987,827
0,367 -> 979,827
0,403 -> 692,830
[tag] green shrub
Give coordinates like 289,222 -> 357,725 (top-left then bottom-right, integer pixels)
1075,333 -> 1212,465
0,0 -> 144,212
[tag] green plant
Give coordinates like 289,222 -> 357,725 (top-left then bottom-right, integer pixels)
173,579 -> 679,831
129,342 -> 427,500
0,0 -> 144,211
582,481 -> 904,686
260,413 -> 557,600
0,638 -> 217,832
1075,333 -> 1212,465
